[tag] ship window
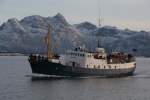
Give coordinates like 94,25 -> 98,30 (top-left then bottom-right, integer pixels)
78,54 -> 79,56
72,62 -> 75,67
80,54 -> 83,57
104,66 -> 105,69
94,65 -> 96,69
115,66 -> 116,69
109,66 -> 111,69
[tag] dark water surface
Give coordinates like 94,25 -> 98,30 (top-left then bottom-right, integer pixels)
0,56 -> 150,100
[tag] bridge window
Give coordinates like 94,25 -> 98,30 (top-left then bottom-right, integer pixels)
80,54 -> 84,57
75,53 -> 77,56
82,54 -> 85,57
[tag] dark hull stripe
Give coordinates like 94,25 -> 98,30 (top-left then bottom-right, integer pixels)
29,61 -> 136,77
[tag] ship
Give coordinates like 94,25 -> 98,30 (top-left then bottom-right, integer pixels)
28,25 -> 136,77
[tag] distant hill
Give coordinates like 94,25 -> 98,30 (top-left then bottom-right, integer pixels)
0,13 -> 150,56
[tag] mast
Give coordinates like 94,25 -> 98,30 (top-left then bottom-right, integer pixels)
45,25 -> 53,59
97,0 -> 102,48
98,0 -> 102,28
97,39 -> 100,48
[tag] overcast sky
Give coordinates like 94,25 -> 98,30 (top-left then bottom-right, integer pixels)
0,0 -> 150,31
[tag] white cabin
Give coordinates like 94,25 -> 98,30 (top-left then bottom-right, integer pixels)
59,47 -> 136,70
60,47 -> 107,68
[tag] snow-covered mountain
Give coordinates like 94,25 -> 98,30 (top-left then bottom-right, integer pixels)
0,13 -> 150,56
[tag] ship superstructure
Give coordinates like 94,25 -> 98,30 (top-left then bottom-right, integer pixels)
60,47 -> 135,71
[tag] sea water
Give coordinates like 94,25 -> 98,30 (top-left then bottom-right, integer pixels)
0,56 -> 150,100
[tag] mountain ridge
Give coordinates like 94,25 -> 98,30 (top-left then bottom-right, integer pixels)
0,13 -> 150,56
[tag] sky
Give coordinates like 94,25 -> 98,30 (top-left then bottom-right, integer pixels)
0,0 -> 150,31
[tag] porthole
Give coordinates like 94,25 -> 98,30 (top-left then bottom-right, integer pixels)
104,66 -> 105,69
